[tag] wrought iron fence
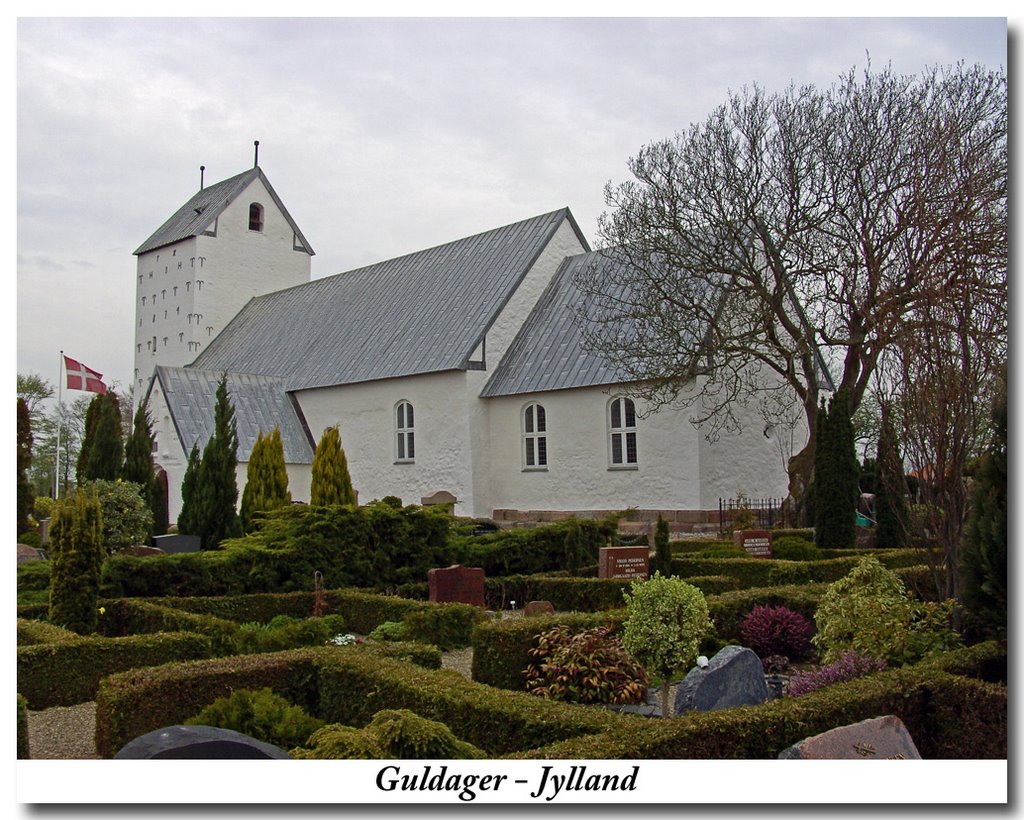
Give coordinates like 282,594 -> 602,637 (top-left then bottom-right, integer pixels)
718,497 -> 784,537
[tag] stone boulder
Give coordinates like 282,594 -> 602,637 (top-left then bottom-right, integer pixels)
778,715 -> 922,759
114,725 -> 292,759
674,645 -> 769,715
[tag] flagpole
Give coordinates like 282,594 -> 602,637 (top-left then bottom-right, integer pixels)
54,351 -> 63,500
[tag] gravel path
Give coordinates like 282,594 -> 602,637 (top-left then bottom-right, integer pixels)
27,702 -> 101,760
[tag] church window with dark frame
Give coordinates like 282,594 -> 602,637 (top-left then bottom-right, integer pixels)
608,396 -> 638,468
395,400 -> 415,463
522,402 -> 548,469
248,202 -> 264,232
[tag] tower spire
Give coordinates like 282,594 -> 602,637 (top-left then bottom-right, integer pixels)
253,140 -> 260,168
199,165 -> 205,190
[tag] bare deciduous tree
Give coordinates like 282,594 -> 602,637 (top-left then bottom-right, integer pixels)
576,62 -> 1006,522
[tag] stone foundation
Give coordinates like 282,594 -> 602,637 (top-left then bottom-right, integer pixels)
490,508 -> 723,536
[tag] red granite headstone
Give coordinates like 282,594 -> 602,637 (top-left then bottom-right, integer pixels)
598,546 -> 650,580
778,715 -> 922,759
734,529 -> 772,558
427,564 -> 486,607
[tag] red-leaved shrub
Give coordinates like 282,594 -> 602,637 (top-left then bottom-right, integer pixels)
787,650 -> 887,697
739,604 -> 815,661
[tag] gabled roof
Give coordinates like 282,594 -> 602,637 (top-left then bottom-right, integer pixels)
191,208 -> 588,392
134,167 -> 315,256
147,366 -> 314,463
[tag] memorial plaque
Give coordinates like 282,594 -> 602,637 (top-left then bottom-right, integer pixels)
734,529 -> 772,558
428,564 -> 486,607
599,546 -> 650,580
778,715 -> 922,759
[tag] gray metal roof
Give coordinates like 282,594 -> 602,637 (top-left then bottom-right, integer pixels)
191,208 -> 586,391
482,247 -> 726,397
150,366 -> 314,463
134,167 -> 315,256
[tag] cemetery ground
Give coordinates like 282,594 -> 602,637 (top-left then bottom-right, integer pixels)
16,506 -> 1007,762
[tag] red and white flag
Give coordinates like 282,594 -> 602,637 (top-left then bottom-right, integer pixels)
64,355 -> 107,394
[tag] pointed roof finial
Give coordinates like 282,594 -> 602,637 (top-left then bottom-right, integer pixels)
253,140 -> 260,168
199,165 -> 205,190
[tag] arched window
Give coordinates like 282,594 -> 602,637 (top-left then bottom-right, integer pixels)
395,400 -> 415,462
522,402 -> 547,469
608,396 -> 638,467
248,202 -> 264,232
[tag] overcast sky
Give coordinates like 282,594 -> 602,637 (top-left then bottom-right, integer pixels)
15,15 -> 1008,398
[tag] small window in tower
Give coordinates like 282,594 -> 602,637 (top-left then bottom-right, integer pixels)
249,202 -> 264,232
142,296 -> 147,305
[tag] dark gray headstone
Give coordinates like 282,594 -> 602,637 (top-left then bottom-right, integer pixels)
779,715 -> 922,759
114,725 -> 292,759
152,534 -> 202,554
674,645 -> 769,715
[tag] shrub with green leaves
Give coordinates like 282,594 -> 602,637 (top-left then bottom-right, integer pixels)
48,487 -> 104,634
621,573 -> 713,718
813,556 -> 961,666
525,625 -> 648,705
293,709 -> 486,759
771,537 -> 821,562
80,479 -> 153,554
186,687 -> 324,750
368,621 -> 409,642
234,614 -> 348,654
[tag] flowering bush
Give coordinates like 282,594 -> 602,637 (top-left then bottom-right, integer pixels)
328,633 -> 361,646
525,625 -> 648,705
739,604 -> 815,661
787,650 -> 887,697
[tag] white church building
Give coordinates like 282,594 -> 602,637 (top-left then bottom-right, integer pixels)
136,163 -> 804,524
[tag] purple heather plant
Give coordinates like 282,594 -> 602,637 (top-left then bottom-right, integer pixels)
787,650 -> 887,697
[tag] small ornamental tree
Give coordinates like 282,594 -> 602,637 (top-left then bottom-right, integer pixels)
814,391 -> 860,549
653,515 -> 672,577
310,426 -> 356,507
874,407 -> 909,549
622,573 -> 713,718
241,427 -> 292,533
177,442 -> 202,536
193,375 -> 242,549
813,556 -> 960,666
80,479 -> 153,555
962,382 -> 1007,642
17,398 -> 34,536
48,486 -> 103,634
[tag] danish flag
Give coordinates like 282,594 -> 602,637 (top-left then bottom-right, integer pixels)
64,355 -> 107,394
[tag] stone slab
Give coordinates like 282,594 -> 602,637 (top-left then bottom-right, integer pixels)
675,645 -> 769,714
114,725 -> 292,759
152,534 -> 202,554
599,546 -> 650,580
428,564 -> 486,607
734,529 -> 773,558
523,600 -> 555,617
778,715 -> 922,759
17,544 -> 43,564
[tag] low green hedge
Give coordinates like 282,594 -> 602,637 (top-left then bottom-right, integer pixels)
671,555 -> 864,588
17,619 -> 82,646
97,599 -> 240,654
17,694 -> 29,759
701,584 -> 827,639
94,646 -> 621,759
18,631 -> 215,709
517,664 -> 1007,760
917,640 -> 1006,683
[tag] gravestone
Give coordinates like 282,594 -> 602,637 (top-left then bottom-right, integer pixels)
17,544 -> 43,564
120,545 -> 165,557
778,715 -> 922,759
524,600 -> 555,617
152,534 -> 201,554
421,490 -> 457,511
734,529 -> 772,558
114,725 -> 292,759
598,546 -> 649,580
428,564 -> 486,607
674,645 -> 769,715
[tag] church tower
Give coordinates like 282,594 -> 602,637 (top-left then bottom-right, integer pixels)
132,153 -> 314,400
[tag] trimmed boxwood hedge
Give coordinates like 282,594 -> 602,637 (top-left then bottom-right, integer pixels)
94,646 -> 621,759
18,631 -> 214,709
516,664 -> 1007,760
17,694 -> 29,759
17,619 -> 81,646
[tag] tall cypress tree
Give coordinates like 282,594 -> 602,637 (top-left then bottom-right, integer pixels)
122,402 -> 160,539
48,487 -> 103,634
962,383 -> 1007,641
814,391 -> 859,549
310,426 -> 356,507
177,442 -> 202,536
76,395 -> 102,482
17,399 -> 34,536
874,407 -> 908,549
240,427 -> 292,533
80,393 -> 123,482
193,374 -> 242,549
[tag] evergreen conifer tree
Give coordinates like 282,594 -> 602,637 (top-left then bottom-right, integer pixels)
79,393 -> 123,482
653,515 -> 672,577
122,402 -> 160,540
48,486 -> 103,634
814,391 -> 859,549
17,398 -> 34,536
193,375 -> 242,548
310,426 -> 356,507
874,407 -> 909,549
240,427 -> 292,533
177,442 -> 202,536
962,383 -> 1007,641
